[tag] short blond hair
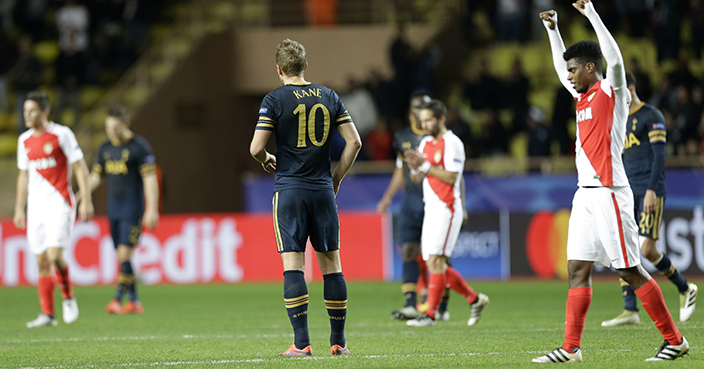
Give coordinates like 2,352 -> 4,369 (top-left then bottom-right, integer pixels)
276,39 -> 307,77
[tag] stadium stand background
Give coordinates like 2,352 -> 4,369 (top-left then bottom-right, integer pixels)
0,0 -> 703,216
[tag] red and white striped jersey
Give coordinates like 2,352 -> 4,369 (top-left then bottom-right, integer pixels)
574,79 -> 630,187
418,130 -> 465,210
17,122 -> 84,209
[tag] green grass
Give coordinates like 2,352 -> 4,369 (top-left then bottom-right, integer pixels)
0,279 -> 702,368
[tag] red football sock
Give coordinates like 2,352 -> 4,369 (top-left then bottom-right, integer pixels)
38,276 -> 56,317
445,266 -> 478,303
635,278 -> 682,345
55,265 -> 73,299
562,287 -> 592,353
425,272 -> 446,319
416,256 -> 428,294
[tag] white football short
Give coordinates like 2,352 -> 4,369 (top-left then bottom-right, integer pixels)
566,186 -> 640,269
421,202 -> 463,260
26,199 -> 75,255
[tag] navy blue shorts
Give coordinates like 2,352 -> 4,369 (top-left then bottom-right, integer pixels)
110,217 -> 142,248
633,194 -> 665,240
397,192 -> 424,245
273,188 -> 339,253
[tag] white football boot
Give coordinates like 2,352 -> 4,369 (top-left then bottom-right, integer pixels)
26,313 -> 58,328
679,283 -> 697,322
601,310 -> 640,327
645,336 -> 689,361
532,348 -> 583,363
467,293 -> 489,326
62,297 -> 79,324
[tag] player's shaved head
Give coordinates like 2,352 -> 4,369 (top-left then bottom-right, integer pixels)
563,40 -> 603,75
276,39 -> 307,77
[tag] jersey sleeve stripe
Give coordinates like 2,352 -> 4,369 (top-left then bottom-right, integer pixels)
649,135 -> 666,143
648,130 -> 666,137
256,123 -> 275,131
139,162 -> 157,175
258,116 -> 276,122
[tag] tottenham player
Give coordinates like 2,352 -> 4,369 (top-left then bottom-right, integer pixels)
88,106 -> 159,315
601,71 -> 697,327
250,39 -> 361,357
14,91 -> 94,328
403,99 -> 489,328
534,0 -> 688,363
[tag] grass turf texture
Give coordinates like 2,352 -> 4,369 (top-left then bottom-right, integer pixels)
0,279 -> 702,368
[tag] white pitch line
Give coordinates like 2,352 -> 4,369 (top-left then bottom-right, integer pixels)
11,347 -> 697,369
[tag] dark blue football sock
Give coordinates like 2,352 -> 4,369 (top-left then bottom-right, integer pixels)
283,270 -> 310,349
324,272 -> 347,347
402,260 -> 419,307
655,254 -> 688,293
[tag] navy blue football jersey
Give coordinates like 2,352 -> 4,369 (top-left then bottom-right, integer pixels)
256,82 -> 352,191
622,102 -> 666,196
94,135 -> 156,219
393,125 -> 425,198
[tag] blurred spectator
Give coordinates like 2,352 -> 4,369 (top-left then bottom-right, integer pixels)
57,0 -> 90,53
495,0 -> 526,43
629,58 -> 653,102
530,0 -> 554,42
54,33 -> 84,126
0,26 -> 14,113
124,0 -> 152,54
616,0 -> 650,37
7,35 -> 43,132
689,0 -> 704,59
503,56 -> 530,135
464,57 -> 500,111
340,76 -> 378,137
445,107 -> 475,158
649,76 -> 676,111
364,119 -> 393,161
527,106 -> 551,157
652,0 -> 685,63
412,44 -> 441,96
17,0 -> 48,41
551,86 -> 574,155
481,109 -> 509,156
0,0 -> 17,31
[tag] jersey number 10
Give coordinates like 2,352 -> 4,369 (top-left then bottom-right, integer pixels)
294,103 -> 330,148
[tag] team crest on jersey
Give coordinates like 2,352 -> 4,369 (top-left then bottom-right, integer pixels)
434,150 -> 442,163
587,91 -> 596,102
43,142 -> 53,155
122,149 -> 130,161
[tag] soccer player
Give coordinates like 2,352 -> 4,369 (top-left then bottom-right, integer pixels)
403,99 -> 489,328
88,106 -> 159,315
601,72 -> 697,327
534,0 -> 689,362
378,92 -> 433,320
249,39 -> 362,357
14,91 -> 93,328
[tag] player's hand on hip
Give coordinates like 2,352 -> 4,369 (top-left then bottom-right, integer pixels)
78,201 -> 94,222
539,10 -> 558,30
13,211 -> 26,230
142,209 -> 159,230
572,0 -> 591,16
643,189 -> 657,214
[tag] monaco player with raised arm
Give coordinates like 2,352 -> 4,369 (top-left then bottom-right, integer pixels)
14,91 -> 94,328
533,0 -> 689,363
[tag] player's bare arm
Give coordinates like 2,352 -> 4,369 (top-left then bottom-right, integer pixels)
72,159 -> 95,222
332,122 -> 362,196
141,171 -> 160,230
13,170 -> 28,230
249,130 -> 277,174
377,165 -> 404,213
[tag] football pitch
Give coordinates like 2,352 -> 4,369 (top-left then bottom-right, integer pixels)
1,279 -> 702,368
